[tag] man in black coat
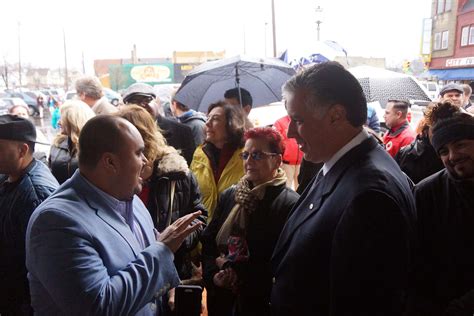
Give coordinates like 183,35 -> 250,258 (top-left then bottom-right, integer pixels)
123,83 -> 196,165
0,115 -> 59,315
410,111 -> 474,316
270,62 -> 416,316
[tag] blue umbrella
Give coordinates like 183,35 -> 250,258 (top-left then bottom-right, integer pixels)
174,55 -> 296,112
280,40 -> 348,70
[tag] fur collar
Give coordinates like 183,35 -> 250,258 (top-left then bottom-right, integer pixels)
155,150 -> 189,177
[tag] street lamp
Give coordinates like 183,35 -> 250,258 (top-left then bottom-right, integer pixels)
315,5 -> 323,42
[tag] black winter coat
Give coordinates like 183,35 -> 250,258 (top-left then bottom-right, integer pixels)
395,135 -> 444,184
201,183 -> 299,316
0,159 -> 59,313
48,137 -> 78,184
145,150 -> 207,279
157,115 -> 196,166
410,170 -> 474,316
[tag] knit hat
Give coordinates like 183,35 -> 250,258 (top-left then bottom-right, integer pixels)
431,113 -> 474,153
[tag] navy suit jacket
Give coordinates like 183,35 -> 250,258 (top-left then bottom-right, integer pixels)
271,137 -> 416,316
26,171 -> 180,316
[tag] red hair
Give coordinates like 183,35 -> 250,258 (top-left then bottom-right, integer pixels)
244,127 -> 285,154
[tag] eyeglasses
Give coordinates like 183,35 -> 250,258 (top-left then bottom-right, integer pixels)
126,96 -> 154,106
239,151 -> 278,161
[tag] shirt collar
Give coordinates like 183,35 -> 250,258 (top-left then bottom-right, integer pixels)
78,172 -> 128,215
322,129 -> 370,175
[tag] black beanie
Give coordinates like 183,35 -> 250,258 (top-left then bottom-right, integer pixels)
431,113 -> 474,154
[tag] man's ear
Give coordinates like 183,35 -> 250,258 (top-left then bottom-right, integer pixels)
243,105 -> 252,115
101,152 -> 119,173
18,143 -> 30,158
328,104 -> 346,124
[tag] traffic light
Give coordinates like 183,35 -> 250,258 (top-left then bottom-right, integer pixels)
402,61 -> 411,73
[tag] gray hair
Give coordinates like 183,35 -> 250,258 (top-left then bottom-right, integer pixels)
75,76 -> 103,100
282,62 -> 367,127
462,84 -> 472,97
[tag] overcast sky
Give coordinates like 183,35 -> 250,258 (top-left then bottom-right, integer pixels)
0,0 -> 432,73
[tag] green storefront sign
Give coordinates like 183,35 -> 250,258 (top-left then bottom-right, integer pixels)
109,63 -> 174,91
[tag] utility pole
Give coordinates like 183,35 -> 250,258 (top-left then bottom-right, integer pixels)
243,25 -> 247,55
63,28 -> 69,90
17,21 -> 22,88
264,22 -> 268,57
315,5 -> 323,41
271,0 -> 277,57
82,51 -> 86,74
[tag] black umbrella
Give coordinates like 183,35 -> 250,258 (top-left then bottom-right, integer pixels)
349,66 -> 431,105
174,55 -> 296,112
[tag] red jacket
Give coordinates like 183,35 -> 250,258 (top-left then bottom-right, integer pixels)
383,121 -> 416,158
274,115 -> 303,165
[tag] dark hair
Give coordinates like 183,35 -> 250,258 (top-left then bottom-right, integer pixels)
207,101 -> 245,148
174,101 -> 190,112
78,116 -> 128,169
282,61 -> 367,127
388,100 -> 410,117
27,141 -> 35,154
424,101 -> 462,127
244,127 -> 285,154
224,87 -> 253,108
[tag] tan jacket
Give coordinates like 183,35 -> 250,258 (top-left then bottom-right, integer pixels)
91,97 -> 117,115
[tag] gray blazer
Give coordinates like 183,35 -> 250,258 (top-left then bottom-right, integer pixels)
26,170 -> 180,316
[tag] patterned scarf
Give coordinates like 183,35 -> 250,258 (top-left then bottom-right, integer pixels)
215,168 -> 287,261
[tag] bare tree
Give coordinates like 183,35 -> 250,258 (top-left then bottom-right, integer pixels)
1,56 -> 10,89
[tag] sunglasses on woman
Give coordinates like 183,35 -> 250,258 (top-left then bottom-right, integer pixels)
239,151 -> 278,161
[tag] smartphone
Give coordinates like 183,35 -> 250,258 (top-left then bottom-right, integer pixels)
174,285 -> 202,316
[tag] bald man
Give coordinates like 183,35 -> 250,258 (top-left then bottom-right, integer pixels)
26,115 -> 202,315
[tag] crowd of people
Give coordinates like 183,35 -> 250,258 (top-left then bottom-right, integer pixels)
0,62 -> 473,316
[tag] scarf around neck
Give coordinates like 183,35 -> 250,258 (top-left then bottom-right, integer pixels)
215,168 -> 287,252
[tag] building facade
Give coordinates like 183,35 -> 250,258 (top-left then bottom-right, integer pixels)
426,0 -> 474,83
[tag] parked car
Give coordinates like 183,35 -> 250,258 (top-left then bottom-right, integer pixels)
103,88 -> 121,106
1,97 -> 29,112
65,90 -> 77,100
6,92 -> 40,116
420,81 -> 440,101
0,99 -> 9,115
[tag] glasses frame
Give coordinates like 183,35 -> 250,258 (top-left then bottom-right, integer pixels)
239,150 -> 279,161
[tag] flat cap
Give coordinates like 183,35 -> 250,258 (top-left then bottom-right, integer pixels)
440,83 -> 463,96
122,83 -> 156,103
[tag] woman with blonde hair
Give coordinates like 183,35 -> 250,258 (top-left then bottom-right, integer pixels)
48,100 -> 95,184
117,105 -> 207,312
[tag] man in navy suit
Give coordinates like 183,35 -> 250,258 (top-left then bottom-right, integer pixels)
270,62 -> 416,316
26,115 -> 202,315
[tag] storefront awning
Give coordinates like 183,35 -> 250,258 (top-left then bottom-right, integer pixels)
421,68 -> 474,80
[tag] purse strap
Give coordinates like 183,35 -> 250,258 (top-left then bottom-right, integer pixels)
165,180 -> 176,227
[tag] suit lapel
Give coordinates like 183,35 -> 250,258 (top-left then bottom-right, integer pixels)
72,172 -> 143,257
133,198 -> 155,247
272,137 -> 378,262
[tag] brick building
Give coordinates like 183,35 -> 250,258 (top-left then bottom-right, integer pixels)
425,0 -> 474,83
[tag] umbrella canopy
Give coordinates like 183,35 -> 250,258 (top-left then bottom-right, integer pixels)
281,40 -> 348,70
174,55 -> 296,112
348,66 -> 432,105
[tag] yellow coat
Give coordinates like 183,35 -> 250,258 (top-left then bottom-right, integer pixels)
190,145 -> 244,222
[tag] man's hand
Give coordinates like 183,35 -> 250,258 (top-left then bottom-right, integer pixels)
157,211 -> 202,253
168,288 -> 175,311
